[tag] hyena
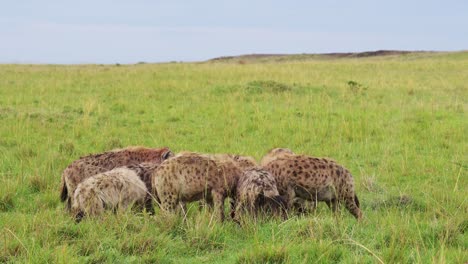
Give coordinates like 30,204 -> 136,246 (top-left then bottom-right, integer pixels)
71,167 -> 148,222
261,148 -> 362,220
177,152 -> 259,212
151,152 -> 243,221
60,146 -> 173,210
233,167 -> 287,222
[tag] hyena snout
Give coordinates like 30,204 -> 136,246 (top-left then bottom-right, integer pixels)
259,194 -> 288,218
271,195 -> 288,219
74,211 -> 85,223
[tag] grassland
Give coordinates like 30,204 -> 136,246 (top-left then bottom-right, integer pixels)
0,52 -> 467,263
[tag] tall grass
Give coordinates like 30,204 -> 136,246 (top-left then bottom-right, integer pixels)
0,52 -> 467,263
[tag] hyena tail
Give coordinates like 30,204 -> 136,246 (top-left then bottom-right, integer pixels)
354,195 -> 360,208
60,181 -> 68,202
60,181 -> 72,210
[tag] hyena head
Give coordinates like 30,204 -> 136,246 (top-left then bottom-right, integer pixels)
257,194 -> 288,219
271,195 -> 288,218
260,148 -> 295,167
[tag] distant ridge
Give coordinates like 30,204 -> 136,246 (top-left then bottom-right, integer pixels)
207,50 -> 437,62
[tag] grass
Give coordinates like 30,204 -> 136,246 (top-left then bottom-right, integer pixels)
0,52 -> 467,263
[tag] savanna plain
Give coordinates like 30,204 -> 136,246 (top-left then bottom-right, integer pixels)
0,52 -> 467,263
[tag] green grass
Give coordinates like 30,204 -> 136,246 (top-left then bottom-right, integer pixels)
1,52 -> 467,263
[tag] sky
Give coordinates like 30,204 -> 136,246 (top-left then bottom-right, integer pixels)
1,0 -> 467,64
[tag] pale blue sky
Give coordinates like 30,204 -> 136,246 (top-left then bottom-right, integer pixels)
1,0 -> 467,64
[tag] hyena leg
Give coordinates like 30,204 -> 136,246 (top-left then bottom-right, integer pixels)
310,200 -> 317,211
229,197 -> 237,219
144,196 -> 155,214
198,200 -> 206,210
116,198 -> 134,214
248,196 -> 257,218
211,189 -> 226,222
343,194 -> 362,220
232,197 -> 244,223
292,197 -> 308,214
325,198 -> 338,212
199,197 -> 213,210
286,185 -> 296,210
159,192 -> 179,213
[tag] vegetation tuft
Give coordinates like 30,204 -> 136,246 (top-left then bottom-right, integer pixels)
246,80 -> 292,93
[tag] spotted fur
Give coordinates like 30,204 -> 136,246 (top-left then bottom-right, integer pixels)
233,167 -> 286,222
123,162 -> 161,212
71,167 -> 148,222
60,146 -> 173,210
262,148 -> 362,220
152,152 -> 243,221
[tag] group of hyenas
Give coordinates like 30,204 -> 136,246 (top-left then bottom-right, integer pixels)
60,146 -> 362,223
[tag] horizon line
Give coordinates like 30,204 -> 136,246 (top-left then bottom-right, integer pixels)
1,49 -> 466,65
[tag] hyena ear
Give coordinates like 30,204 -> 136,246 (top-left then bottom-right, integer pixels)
162,150 -> 174,160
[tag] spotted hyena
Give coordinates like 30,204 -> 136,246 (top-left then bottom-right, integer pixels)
233,167 -> 287,222
152,152 -> 243,221
177,152 -> 258,211
261,148 -> 362,220
60,146 -> 173,210
71,167 -> 148,222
